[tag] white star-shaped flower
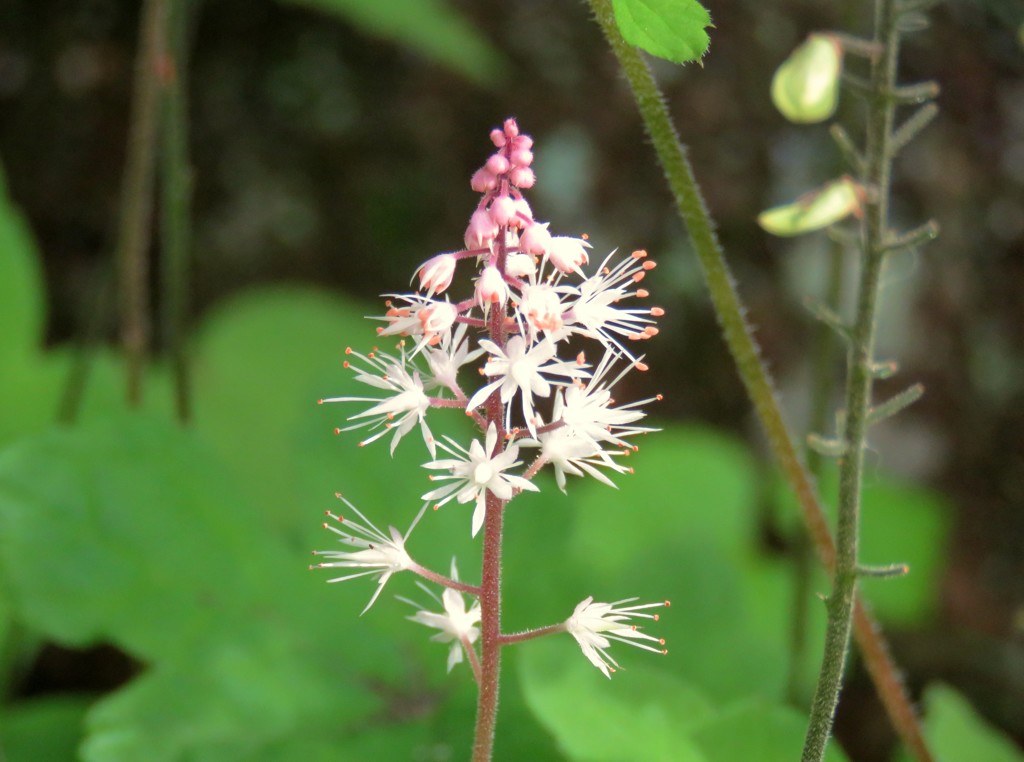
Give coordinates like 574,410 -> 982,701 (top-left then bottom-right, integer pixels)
466,336 -> 589,436
421,423 -> 538,536
310,496 -> 425,614
320,344 -> 436,457
565,596 -> 669,678
561,249 -> 662,361
400,561 -> 481,673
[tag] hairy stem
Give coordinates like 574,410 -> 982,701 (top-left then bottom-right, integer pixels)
802,0 -> 901,758
472,489 -> 503,762
587,2 -> 932,759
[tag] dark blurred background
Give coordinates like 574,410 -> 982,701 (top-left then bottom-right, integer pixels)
0,0 -> 1021,759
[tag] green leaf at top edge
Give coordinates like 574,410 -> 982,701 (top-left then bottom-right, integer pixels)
281,0 -> 506,86
612,0 -> 712,64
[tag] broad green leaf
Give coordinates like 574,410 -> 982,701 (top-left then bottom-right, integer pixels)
568,426 -> 759,577
280,0 -> 505,85
773,466 -> 951,628
612,0 -> 712,64
519,637 -> 712,762
0,415 -> 412,760
771,34 -> 844,124
0,696 -> 91,762
0,161 -> 45,363
758,176 -> 864,237
918,683 -> 1024,762
689,699 -> 850,762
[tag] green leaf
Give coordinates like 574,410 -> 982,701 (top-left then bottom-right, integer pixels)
689,699 -> 850,762
519,637 -> 712,762
0,161 -> 45,364
0,696 -> 91,762
612,0 -> 712,64
859,478 -> 951,625
280,0 -> 505,85
918,683 -> 1024,762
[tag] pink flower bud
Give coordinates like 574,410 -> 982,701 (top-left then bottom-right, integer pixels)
509,166 -> 535,188
503,117 -> 519,137
418,300 -> 458,337
520,222 -> 552,256
510,148 -> 533,167
475,266 -> 509,308
471,168 -> 497,193
486,153 -> 510,176
511,197 -> 533,229
514,135 -> 533,151
505,253 -> 536,278
417,253 -> 457,296
547,237 -> 591,274
489,195 -> 516,227
489,129 -> 506,147
465,208 -> 498,250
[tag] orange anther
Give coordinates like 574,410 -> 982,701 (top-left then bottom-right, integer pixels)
632,272 -> 646,283
636,289 -> 650,298
650,307 -> 665,317
642,260 -> 657,270
634,361 -> 649,372
576,351 -> 586,364
631,249 -> 647,259
656,394 -> 664,401
345,347 -> 353,354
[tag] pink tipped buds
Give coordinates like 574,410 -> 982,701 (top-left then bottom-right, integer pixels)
547,236 -> 591,274
475,265 -> 509,309
520,221 -> 552,256
465,208 -> 499,250
416,253 -> 457,296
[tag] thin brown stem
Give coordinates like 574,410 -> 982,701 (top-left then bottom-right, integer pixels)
117,0 -> 166,406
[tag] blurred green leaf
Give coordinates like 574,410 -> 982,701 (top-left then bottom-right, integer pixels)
0,696 -> 91,762
280,0 -> 505,85
859,478 -> 951,625
917,683 -> 1024,762
0,162 -> 45,364
612,0 -> 712,64
519,637 -> 712,761
689,698 -> 849,762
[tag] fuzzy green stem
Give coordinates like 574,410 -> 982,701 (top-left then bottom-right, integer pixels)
587,2 -> 932,759
117,0 -> 166,406
159,0 -> 194,422
801,1 -> 901,759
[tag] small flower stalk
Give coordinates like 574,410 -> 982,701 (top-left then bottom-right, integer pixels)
312,118 -> 667,760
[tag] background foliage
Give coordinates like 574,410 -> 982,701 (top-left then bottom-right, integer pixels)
0,0 -> 1021,759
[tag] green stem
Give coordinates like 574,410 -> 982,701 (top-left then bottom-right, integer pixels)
801,1 -> 900,759
159,0 -> 194,422
587,2 -> 932,760
117,0 -> 166,406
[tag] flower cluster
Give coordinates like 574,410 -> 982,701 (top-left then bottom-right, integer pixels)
313,118 -> 666,678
